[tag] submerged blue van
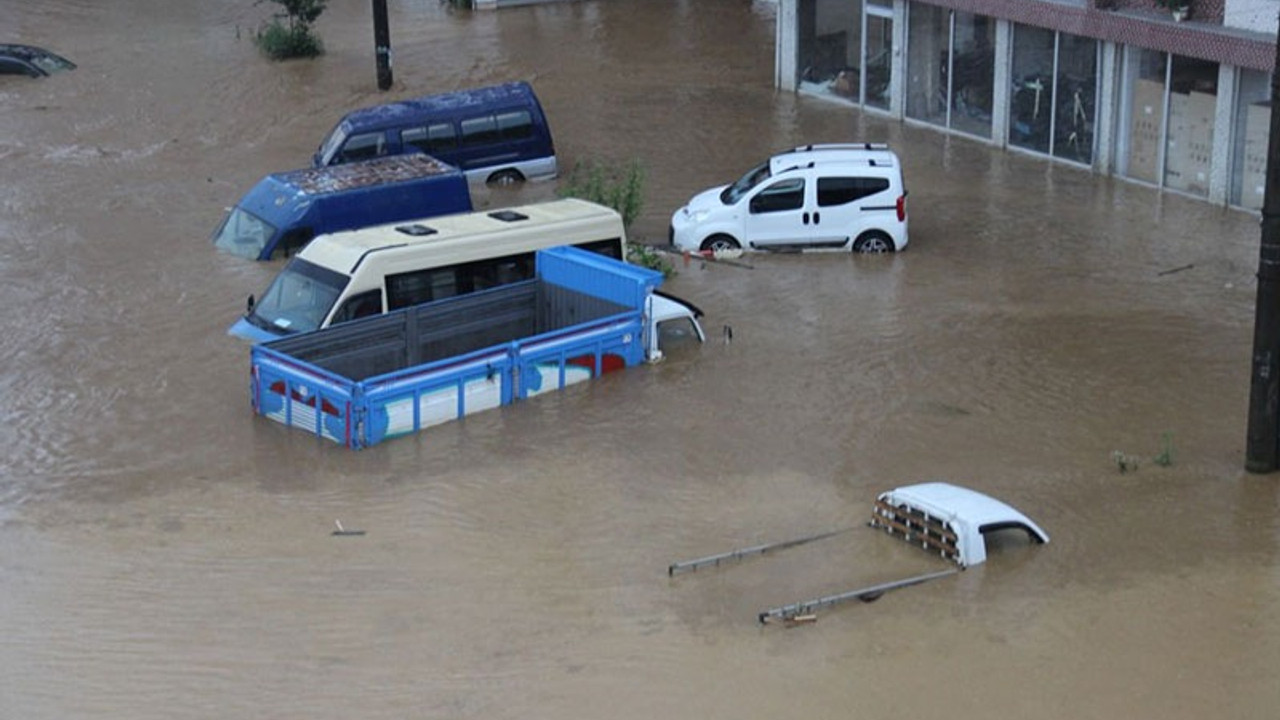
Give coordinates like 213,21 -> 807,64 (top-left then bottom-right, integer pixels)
312,81 -> 557,186
212,154 -> 472,261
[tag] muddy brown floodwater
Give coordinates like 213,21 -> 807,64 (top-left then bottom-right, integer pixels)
2,1 -> 1278,718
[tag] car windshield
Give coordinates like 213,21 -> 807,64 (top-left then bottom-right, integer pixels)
246,258 -> 349,335
720,161 -> 772,205
211,207 -> 277,260
29,52 -> 75,75
316,123 -> 349,166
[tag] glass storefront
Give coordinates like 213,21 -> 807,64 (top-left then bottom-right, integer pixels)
1009,24 -> 1097,163
796,0 -> 893,109
797,0 -> 864,102
1054,34 -> 1097,164
1117,48 -> 1218,197
905,6 -> 994,138
1232,69 -> 1270,211
865,10 -> 893,110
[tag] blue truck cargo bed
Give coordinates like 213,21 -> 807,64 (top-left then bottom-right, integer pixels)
248,246 -> 664,448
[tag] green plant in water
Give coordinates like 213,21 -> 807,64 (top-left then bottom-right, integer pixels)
558,157 -> 674,277
1152,432 -> 1174,467
626,244 -> 674,277
254,0 -> 327,60
559,157 -> 647,229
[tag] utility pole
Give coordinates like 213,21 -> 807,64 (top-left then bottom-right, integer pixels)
1244,17 -> 1280,473
373,0 -> 393,91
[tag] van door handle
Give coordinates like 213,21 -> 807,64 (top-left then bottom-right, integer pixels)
803,212 -> 810,225
813,212 -> 820,224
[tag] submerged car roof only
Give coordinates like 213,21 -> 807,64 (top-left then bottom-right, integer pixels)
0,44 -> 76,78
871,481 -> 1049,567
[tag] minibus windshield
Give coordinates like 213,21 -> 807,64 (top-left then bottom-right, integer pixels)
247,258 -> 349,335
720,161 -> 771,205
212,207 -> 277,260
316,122 -> 350,166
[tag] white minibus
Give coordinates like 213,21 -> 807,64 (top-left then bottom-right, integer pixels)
230,198 -> 630,343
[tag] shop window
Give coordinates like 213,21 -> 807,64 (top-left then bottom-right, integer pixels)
798,0 -> 863,99
906,4 -> 949,126
1118,48 -> 1166,184
1164,56 -> 1217,197
1232,69 -> 1270,211
950,13 -> 995,138
1054,35 -> 1097,165
907,8 -> 994,138
1009,25 -> 1055,154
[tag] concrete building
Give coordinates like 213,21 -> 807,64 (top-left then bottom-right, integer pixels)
774,0 -> 1277,211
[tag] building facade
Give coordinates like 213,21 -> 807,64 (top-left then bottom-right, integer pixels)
775,0 -> 1277,211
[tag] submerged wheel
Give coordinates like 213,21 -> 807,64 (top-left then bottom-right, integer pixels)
487,169 -> 525,186
852,230 -> 895,254
700,234 -> 741,253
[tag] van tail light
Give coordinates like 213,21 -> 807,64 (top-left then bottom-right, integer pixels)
896,193 -> 907,223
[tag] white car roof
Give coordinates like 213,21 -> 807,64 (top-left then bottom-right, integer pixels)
769,143 -> 899,175
878,481 -> 1050,544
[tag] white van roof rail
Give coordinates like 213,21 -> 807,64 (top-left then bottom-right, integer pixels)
788,142 -> 890,153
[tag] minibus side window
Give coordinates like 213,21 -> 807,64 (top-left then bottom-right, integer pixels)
338,132 -> 387,164
496,110 -> 534,140
329,289 -> 383,325
404,123 -> 458,154
387,267 -> 458,310
460,115 -> 499,147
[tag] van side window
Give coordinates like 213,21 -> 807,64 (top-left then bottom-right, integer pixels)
330,290 -> 383,325
460,115 -> 499,147
338,132 -> 387,164
387,268 -> 458,310
817,177 -> 890,206
749,179 -> 805,214
496,110 -> 534,140
403,123 -> 458,154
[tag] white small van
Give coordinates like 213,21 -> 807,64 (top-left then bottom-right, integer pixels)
669,143 -> 908,254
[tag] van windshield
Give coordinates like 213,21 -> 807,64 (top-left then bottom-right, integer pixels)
316,122 -> 349,166
246,258 -> 349,335
720,161 -> 771,205
212,207 -> 277,260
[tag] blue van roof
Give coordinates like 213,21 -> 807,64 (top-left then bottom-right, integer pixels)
338,81 -> 539,131
273,154 -> 460,196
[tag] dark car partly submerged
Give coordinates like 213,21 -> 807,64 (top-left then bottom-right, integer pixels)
0,44 -> 76,78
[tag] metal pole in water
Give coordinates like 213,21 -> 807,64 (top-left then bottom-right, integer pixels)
667,527 -> 855,576
372,0 -> 393,91
757,568 -> 959,624
1245,16 -> 1280,473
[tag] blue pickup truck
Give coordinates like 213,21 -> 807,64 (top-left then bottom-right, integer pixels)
248,246 -> 704,449
211,154 -> 472,261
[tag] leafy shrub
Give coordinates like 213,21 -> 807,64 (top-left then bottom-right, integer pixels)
255,21 -> 324,60
254,0 -> 327,60
558,157 -> 674,277
559,157 -> 646,228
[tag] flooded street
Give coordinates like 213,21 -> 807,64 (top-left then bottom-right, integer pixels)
2,0 -> 1278,718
